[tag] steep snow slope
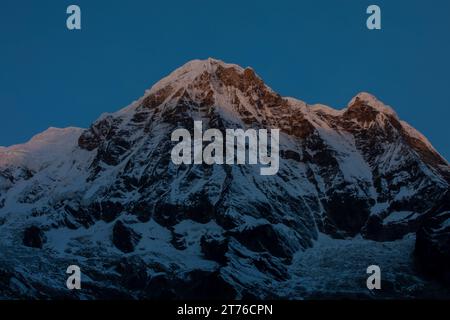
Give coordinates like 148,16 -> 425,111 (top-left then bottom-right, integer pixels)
0,127 -> 84,170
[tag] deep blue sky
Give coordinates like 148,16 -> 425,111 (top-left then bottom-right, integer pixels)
1,0 -> 449,160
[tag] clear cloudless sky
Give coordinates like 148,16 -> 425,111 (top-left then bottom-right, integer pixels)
0,0 -> 449,160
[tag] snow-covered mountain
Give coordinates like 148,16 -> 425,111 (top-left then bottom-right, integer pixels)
0,58 -> 449,299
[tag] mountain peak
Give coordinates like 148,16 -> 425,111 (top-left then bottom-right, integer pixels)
128,58 -> 281,121
148,58 -> 248,95
0,126 -> 84,170
348,92 -> 397,117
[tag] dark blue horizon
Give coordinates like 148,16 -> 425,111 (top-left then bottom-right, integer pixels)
1,0 -> 449,160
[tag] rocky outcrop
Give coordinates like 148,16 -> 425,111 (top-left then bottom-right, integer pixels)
200,234 -> 229,265
22,226 -> 46,249
415,192 -> 450,286
112,221 -> 141,253
230,223 -> 305,261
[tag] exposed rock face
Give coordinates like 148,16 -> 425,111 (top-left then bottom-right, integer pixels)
200,234 -> 229,265
0,58 -> 449,299
229,223 -> 304,261
115,256 -> 149,290
22,226 -> 46,249
112,221 -> 141,253
415,192 -> 450,285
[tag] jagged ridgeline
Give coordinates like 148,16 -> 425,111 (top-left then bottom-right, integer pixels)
0,59 -> 449,299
